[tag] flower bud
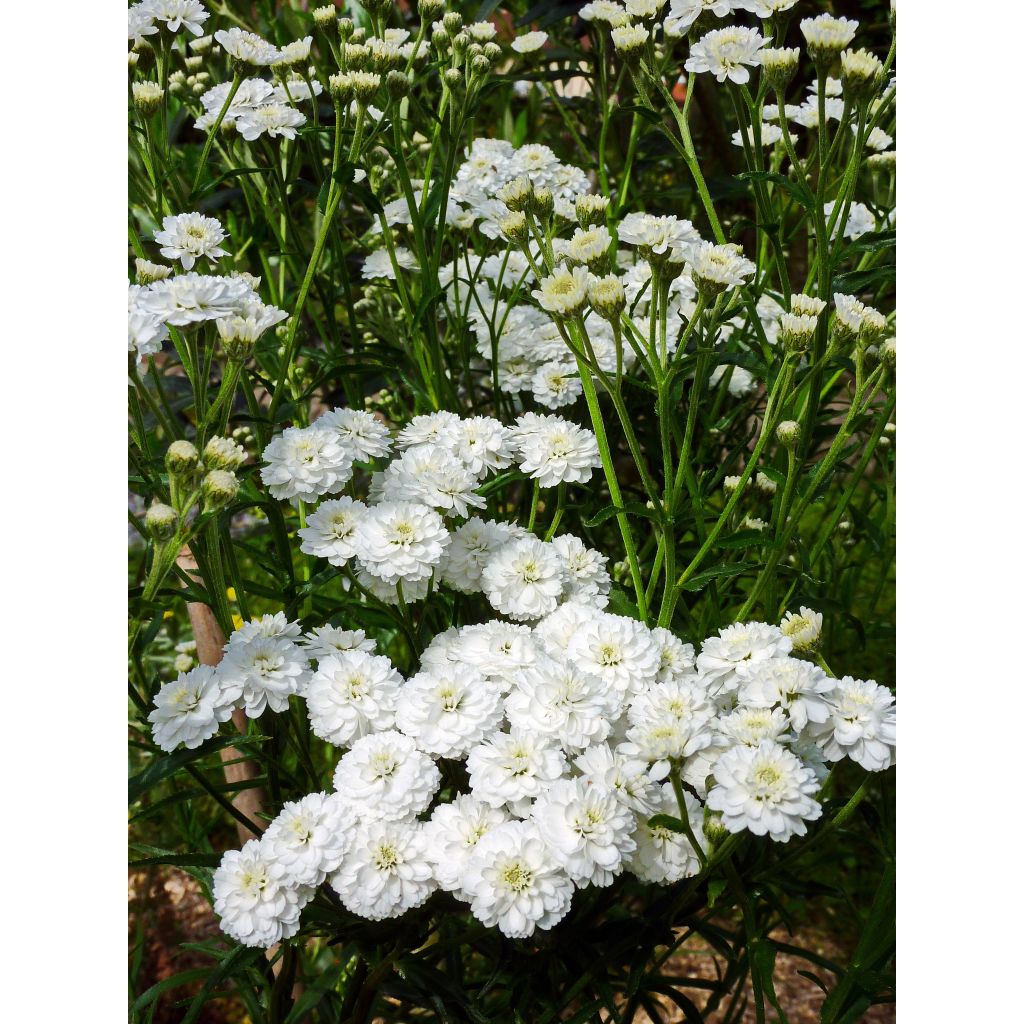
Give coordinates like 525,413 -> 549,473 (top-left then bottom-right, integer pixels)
531,186 -> 554,219
575,194 -> 610,229
328,72 -> 354,103
754,472 -> 777,498
857,306 -> 887,346
313,5 -> 337,31
610,23 -> 649,60
443,67 -> 463,89
418,0 -> 444,21
760,47 -> 799,92
840,47 -> 883,100
588,275 -> 626,322
203,470 -> 240,511
132,81 -> 163,117
350,27 -> 366,44
345,42 -> 370,70
780,606 -> 823,653
790,294 -> 827,318
184,55 -> 203,72
471,54 -> 491,76
723,474 -> 745,496
432,27 -> 450,50
498,211 -> 528,244
496,176 -> 534,212
203,435 -> 247,471
191,35 -> 213,53
337,17 -> 354,40
800,14 -> 858,67
386,70 -> 411,99
166,440 -> 201,479
703,810 -> 729,847
484,41 -> 502,61
452,31 -> 469,56
128,51 -> 140,71
776,420 -> 801,449
361,0 -> 393,14
350,70 -> 382,104
778,312 -> 818,353
135,259 -> 172,285
443,12 -> 464,34
174,652 -> 195,673
146,501 -> 179,542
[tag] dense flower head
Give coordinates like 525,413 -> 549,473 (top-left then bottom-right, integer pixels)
148,665 -> 234,751
262,792 -> 356,887
684,27 -> 769,85
261,426 -> 354,504
306,650 -> 403,745
154,212 -> 229,271
482,536 -> 565,621
812,676 -> 896,771
355,501 -> 450,585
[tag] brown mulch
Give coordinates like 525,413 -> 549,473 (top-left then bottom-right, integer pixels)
130,869 -> 893,1023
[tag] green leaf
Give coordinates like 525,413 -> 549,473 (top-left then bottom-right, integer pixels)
179,945 -> 266,1024
647,814 -> 687,833
582,501 -> 663,528
831,264 -> 895,295
707,878 -> 727,908
679,562 -> 755,592
738,170 -> 815,210
128,735 -> 255,804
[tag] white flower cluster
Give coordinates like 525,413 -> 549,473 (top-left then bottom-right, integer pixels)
189,605 -> 894,945
194,73 -> 320,140
129,223 -> 287,362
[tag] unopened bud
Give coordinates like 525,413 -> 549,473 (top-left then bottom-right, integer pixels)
313,5 -> 337,30
840,47 -> 883,101
575,194 -> 610,228
132,81 -> 163,116
386,70 -> 411,99
778,312 -> 818,353
135,259 -> 171,285
776,420 -> 801,449
703,810 -> 729,847
337,17 -> 354,40
166,440 -> 201,479
498,211 -> 528,244
443,67 -> 463,89
754,472 -> 777,498
146,501 -> 179,542
880,336 -> 895,369
418,0 -> 444,21
191,35 -> 213,53
443,12 -> 464,34
531,187 -> 554,219
496,176 -> 533,212
587,275 -> 626,322
203,436 -> 247,471
723,474 -> 745,496
471,54 -> 491,76
203,470 -> 240,511
760,47 -> 800,92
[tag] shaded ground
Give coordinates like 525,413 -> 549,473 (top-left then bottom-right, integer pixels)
130,868 -> 893,1023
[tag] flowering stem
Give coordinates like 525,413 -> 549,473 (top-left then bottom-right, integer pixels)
526,479 -> 542,533
669,765 -> 706,869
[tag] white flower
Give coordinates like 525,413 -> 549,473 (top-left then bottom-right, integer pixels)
395,665 -> 504,758
219,636 -> 311,717
512,31 -> 548,53
610,23 -> 650,55
652,627 -> 697,683
533,266 -> 591,318
153,212 -> 228,271
195,78 -> 276,130
333,731 -> 441,821
505,655 -> 618,752
738,658 -> 835,732
462,821 -> 574,938
515,417 -> 602,487
532,362 -> 582,409
362,247 -> 419,279
128,4 -> 158,45
482,537 -> 565,621
664,0 -> 735,39
534,599 -> 601,657
214,840 -> 312,948
454,621 -> 538,688
355,566 -> 431,606
579,0 -> 630,26
551,534 -> 611,607
307,651 -> 403,746
440,518 -> 516,594
532,778 -> 636,887
625,678 -> 717,772
717,705 -> 793,747
261,426 -> 354,504
778,606 -> 819,655
355,502 -> 450,585
617,213 -> 701,262
300,625 -> 376,659
235,102 -> 306,140
215,27 -> 280,65
800,15 -> 858,60
689,241 -> 756,292
813,677 -> 895,772
567,613 -> 661,699
379,446 -> 485,518
262,792 -> 355,886
467,728 -> 568,813
684,27 -> 769,85
737,0 -> 798,15
706,739 -> 822,841
696,621 -> 792,694
709,364 -> 755,396
330,819 -> 435,920
626,784 -> 703,884
230,612 -> 303,645
129,307 -> 168,362
574,742 -> 660,815
136,272 -> 252,326
396,410 -> 463,450
823,200 -> 876,240
298,497 -> 367,565
423,795 -> 510,900
148,665 -> 233,751
450,417 -> 514,477
313,408 -> 393,462
732,123 -> 783,147
142,0 -> 209,36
